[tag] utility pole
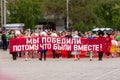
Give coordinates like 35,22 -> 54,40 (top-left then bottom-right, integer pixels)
3,0 -> 6,27
66,0 -> 69,30
0,0 -> 3,27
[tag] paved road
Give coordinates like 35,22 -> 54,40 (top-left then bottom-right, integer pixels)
0,50 -> 120,80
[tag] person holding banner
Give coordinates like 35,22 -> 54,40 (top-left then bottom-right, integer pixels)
110,35 -> 118,58
86,31 -> 94,61
97,30 -> 105,61
39,31 -> 47,61
15,30 -> 23,58
30,32 -> 39,58
10,32 -> 18,60
24,31 -> 32,61
55,32 -> 63,60
71,31 -> 80,61
51,31 -> 58,59
116,31 -> 120,56
10,30 -> 23,60
65,31 -> 72,58
104,32 -> 111,58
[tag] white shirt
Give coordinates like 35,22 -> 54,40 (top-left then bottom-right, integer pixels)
111,40 -> 118,46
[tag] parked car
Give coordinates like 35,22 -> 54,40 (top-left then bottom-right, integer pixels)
92,28 -> 113,34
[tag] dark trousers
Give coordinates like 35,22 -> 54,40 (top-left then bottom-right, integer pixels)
98,52 -> 103,60
56,53 -> 62,58
107,52 -> 111,56
39,50 -> 46,60
2,41 -> 7,50
67,51 -> 72,58
12,52 -> 17,60
18,52 -> 22,57
52,50 -> 56,58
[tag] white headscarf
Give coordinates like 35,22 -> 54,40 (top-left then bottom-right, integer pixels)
51,32 -> 58,37
15,30 -> 21,35
40,31 -> 47,36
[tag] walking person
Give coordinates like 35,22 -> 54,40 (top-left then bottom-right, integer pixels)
55,32 -> 62,60
65,31 -> 72,58
71,31 -> 80,61
86,31 -> 94,61
1,31 -> 7,51
110,36 -> 118,58
97,30 -> 105,61
10,32 -> 18,60
104,32 -> 111,58
24,31 -> 32,61
51,31 -> 58,59
39,31 -> 47,61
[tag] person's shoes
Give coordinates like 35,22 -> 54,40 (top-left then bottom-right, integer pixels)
32,55 -> 34,58
56,58 -> 60,61
39,58 -> 42,61
13,58 -> 16,60
60,57 -> 62,60
74,59 -> 77,61
28,58 -> 32,60
98,59 -> 102,61
25,58 -> 28,61
90,59 -> 92,61
3,49 -> 7,51
107,55 -> 111,58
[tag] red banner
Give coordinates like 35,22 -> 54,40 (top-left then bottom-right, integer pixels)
9,37 -> 107,52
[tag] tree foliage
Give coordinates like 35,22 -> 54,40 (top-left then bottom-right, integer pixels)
69,0 -> 100,32
6,0 -> 120,31
41,0 -> 66,17
94,0 -> 120,30
7,0 -> 43,29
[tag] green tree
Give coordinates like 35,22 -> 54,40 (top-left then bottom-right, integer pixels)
7,0 -> 43,29
69,0 -> 100,32
94,0 -> 120,30
41,0 -> 66,19
7,0 -> 120,31
41,0 -> 66,29
41,0 -> 99,32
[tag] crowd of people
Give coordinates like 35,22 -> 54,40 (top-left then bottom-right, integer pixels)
0,29 -> 120,61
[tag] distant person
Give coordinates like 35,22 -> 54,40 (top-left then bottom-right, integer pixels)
65,31 -> 72,58
10,33 -> 17,60
110,36 -> 118,58
24,31 -> 31,61
0,31 -> 3,49
39,31 -> 47,61
97,30 -> 105,61
1,31 -> 7,51
104,33 -> 111,57
71,31 -> 80,61
51,31 -> 58,59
